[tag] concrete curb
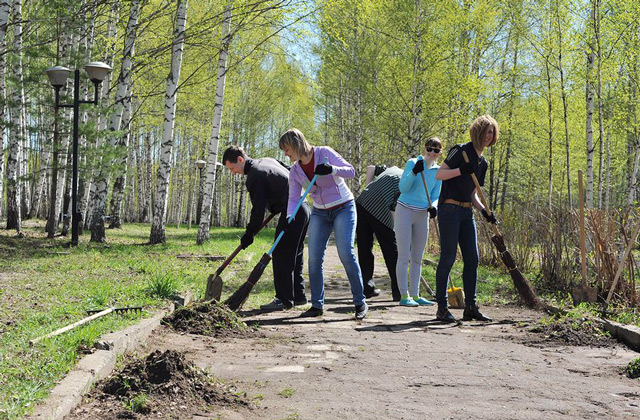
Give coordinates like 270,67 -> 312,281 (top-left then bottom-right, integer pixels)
28,305 -> 174,420
601,319 -> 640,352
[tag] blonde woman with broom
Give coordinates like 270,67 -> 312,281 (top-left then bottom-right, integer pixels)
434,115 -> 499,323
394,137 -> 443,307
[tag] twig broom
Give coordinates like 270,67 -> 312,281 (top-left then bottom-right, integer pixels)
462,151 -> 539,308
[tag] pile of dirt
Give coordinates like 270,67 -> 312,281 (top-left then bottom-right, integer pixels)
524,317 -> 617,348
162,301 -> 258,338
68,350 -> 250,419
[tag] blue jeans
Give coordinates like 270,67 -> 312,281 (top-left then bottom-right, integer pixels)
308,200 -> 365,308
435,203 -> 479,307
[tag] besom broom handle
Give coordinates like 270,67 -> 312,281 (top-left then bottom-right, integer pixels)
461,151 -> 500,237
419,158 -> 457,292
418,160 -> 440,240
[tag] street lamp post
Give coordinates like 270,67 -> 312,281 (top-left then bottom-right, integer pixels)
45,62 -> 112,246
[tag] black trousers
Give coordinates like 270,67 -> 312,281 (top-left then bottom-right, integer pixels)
355,202 -> 401,300
272,202 -> 310,306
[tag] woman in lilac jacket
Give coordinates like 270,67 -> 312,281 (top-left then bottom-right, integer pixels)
279,128 -> 367,320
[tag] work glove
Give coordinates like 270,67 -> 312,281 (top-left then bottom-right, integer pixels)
459,160 -> 475,175
412,158 -> 424,175
314,163 -> 333,176
427,206 -> 437,219
481,209 -> 497,224
240,232 -> 254,249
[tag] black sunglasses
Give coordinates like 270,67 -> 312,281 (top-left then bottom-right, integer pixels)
426,147 -> 441,154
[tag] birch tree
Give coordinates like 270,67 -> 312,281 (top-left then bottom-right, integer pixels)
150,0 -> 188,244
0,0 -> 10,221
90,0 -> 142,242
6,0 -> 25,232
585,0 -> 596,208
197,2 -> 232,245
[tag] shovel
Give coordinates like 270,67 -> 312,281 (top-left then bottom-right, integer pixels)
419,164 -> 465,308
204,213 -> 276,301
462,150 -> 539,308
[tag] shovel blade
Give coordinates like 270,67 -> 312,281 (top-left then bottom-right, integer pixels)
205,274 -> 223,301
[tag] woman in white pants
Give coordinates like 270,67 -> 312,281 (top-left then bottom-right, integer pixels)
394,138 -> 443,306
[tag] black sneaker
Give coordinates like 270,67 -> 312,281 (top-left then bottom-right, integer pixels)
294,298 -> 308,306
260,298 -> 288,311
355,302 -> 368,320
462,304 -> 492,322
364,289 -> 380,299
300,307 -> 323,318
436,305 -> 456,323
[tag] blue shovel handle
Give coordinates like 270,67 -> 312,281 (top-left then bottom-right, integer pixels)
267,158 -> 327,256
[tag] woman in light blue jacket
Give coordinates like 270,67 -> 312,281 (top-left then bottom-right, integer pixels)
395,137 -> 443,306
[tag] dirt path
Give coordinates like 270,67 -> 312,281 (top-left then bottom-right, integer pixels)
74,245 -> 640,419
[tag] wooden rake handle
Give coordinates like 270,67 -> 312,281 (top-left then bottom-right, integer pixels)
216,213 -> 276,275
461,150 -> 500,237
419,169 -> 440,240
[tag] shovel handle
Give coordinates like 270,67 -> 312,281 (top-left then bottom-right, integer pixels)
461,151 -> 500,237
217,213 -> 276,275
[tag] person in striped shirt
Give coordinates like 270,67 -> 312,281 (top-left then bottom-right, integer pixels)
356,165 -> 403,302
395,138 -> 443,307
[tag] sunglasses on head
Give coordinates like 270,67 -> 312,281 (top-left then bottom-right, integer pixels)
426,147 -> 441,154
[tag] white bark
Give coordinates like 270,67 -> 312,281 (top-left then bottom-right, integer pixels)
197,3 -> 232,244
81,1 -> 119,228
150,0 -> 188,244
0,0 -> 10,220
6,0 -> 24,231
90,0 -> 141,242
585,1 -> 596,208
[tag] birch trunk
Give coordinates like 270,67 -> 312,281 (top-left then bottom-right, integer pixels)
595,0 -> 604,209
90,0 -> 141,242
0,0 -> 10,221
109,93 -> 132,229
81,2 -> 119,229
61,149 -> 72,236
6,0 -> 24,231
142,131 -> 152,222
585,0 -> 596,208
197,3 -> 232,244
29,112 -> 50,219
151,0 -> 188,244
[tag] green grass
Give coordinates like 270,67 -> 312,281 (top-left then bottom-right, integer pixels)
0,221 -> 277,419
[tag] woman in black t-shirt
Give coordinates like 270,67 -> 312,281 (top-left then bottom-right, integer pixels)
433,115 -> 499,323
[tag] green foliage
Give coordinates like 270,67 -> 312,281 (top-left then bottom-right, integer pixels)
146,273 -> 180,299
626,358 -> 640,379
127,393 -> 149,413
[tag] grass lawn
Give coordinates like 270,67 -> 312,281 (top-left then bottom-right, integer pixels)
0,220 -> 277,419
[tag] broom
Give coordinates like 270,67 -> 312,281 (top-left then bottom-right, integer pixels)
225,163 -> 324,311
461,151 -> 539,308
204,213 -> 276,301
419,163 -> 465,308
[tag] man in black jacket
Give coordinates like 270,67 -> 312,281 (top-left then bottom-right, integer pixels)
222,145 -> 309,310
